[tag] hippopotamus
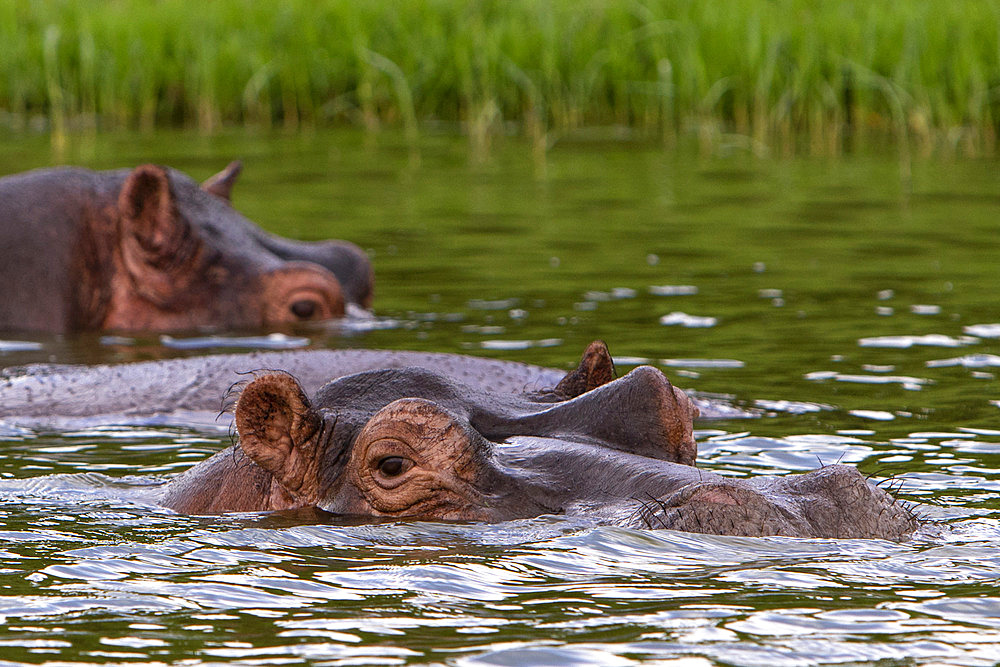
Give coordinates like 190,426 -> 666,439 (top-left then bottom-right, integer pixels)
0,344 -> 748,427
0,161 -> 373,333
152,342 -> 917,540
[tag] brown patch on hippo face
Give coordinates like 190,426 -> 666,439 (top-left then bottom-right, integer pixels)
553,365 -> 699,466
659,373 -> 700,464
345,398 -> 491,520
108,163 -> 250,330
234,372 -> 326,504
614,366 -> 701,465
235,379 -> 492,519
636,482 -> 806,537
258,262 -> 346,325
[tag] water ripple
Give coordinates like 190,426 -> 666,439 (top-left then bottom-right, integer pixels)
858,334 -> 975,348
804,371 -> 930,390
160,333 -> 310,350
0,340 -> 43,353
964,323 -> 1000,338
927,353 -> 1000,368
698,435 -> 878,470
659,312 -> 718,328
649,285 -> 699,296
479,338 -> 562,351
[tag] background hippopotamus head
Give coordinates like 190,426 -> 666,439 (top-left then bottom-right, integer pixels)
103,162 -> 371,331
0,161 -> 373,333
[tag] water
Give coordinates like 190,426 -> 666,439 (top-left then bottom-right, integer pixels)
1,129 -> 1000,665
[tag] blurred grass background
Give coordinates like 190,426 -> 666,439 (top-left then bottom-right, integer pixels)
3,0 -> 1000,156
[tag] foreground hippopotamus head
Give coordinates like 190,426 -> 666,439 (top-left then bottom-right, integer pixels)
160,342 -> 918,540
0,161 -> 373,333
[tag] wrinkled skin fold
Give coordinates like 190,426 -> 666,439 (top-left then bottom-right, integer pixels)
158,341 -> 919,540
0,161 -> 372,333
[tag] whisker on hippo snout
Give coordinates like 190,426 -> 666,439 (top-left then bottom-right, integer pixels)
221,379 -> 246,413
883,477 -> 907,499
628,494 -> 652,527
869,466 -> 903,483
644,506 -> 671,531
816,452 -> 848,469
628,493 -> 676,530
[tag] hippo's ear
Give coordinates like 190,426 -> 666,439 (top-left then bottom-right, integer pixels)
235,373 -> 325,503
119,165 -> 176,241
552,340 -> 616,399
118,165 -> 203,302
201,160 -> 243,203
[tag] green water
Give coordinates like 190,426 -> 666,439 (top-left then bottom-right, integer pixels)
1,130 -> 999,665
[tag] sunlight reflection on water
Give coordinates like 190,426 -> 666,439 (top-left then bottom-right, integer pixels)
0,438 -> 997,665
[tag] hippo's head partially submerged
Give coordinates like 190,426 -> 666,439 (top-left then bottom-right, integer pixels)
0,161 -> 373,333
160,342 -> 918,540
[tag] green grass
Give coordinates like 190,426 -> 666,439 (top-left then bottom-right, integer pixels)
3,0 -> 1000,156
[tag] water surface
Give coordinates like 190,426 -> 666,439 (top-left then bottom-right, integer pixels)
0,130 -> 999,665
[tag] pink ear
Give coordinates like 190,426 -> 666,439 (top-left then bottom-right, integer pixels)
201,160 -> 243,202
117,165 -> 200,304
119,165 -> 178,253
235,373 -> 324,503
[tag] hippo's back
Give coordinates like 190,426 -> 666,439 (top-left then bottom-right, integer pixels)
0,349 -> 567,427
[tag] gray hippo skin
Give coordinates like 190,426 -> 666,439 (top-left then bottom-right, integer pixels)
0,161 -> 373,333
158,342 -> 918,540
0,346 -> 746,427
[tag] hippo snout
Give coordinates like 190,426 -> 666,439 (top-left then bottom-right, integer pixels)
633,481 -> 809,537
632,465 -> 918,540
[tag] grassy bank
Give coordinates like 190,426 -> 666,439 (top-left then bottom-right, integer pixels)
3,0 -> 999,156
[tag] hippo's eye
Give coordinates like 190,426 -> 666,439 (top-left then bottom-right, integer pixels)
290,299 -> 318,319
377,456 -> 408,478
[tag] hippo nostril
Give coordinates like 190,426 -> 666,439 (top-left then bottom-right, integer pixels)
290,300 -> 317,319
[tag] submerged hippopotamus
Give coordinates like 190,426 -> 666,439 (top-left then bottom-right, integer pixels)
158,342 -> 918,540
0,344 -> 747,427
0,161 -> 372,333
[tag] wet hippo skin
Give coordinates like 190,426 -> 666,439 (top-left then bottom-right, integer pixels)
0,161 -> 373,333
152,342 -> 918,540
0,346 -> 748,426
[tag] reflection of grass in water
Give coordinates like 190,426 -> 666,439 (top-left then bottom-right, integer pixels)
4,0 -> 1000,156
